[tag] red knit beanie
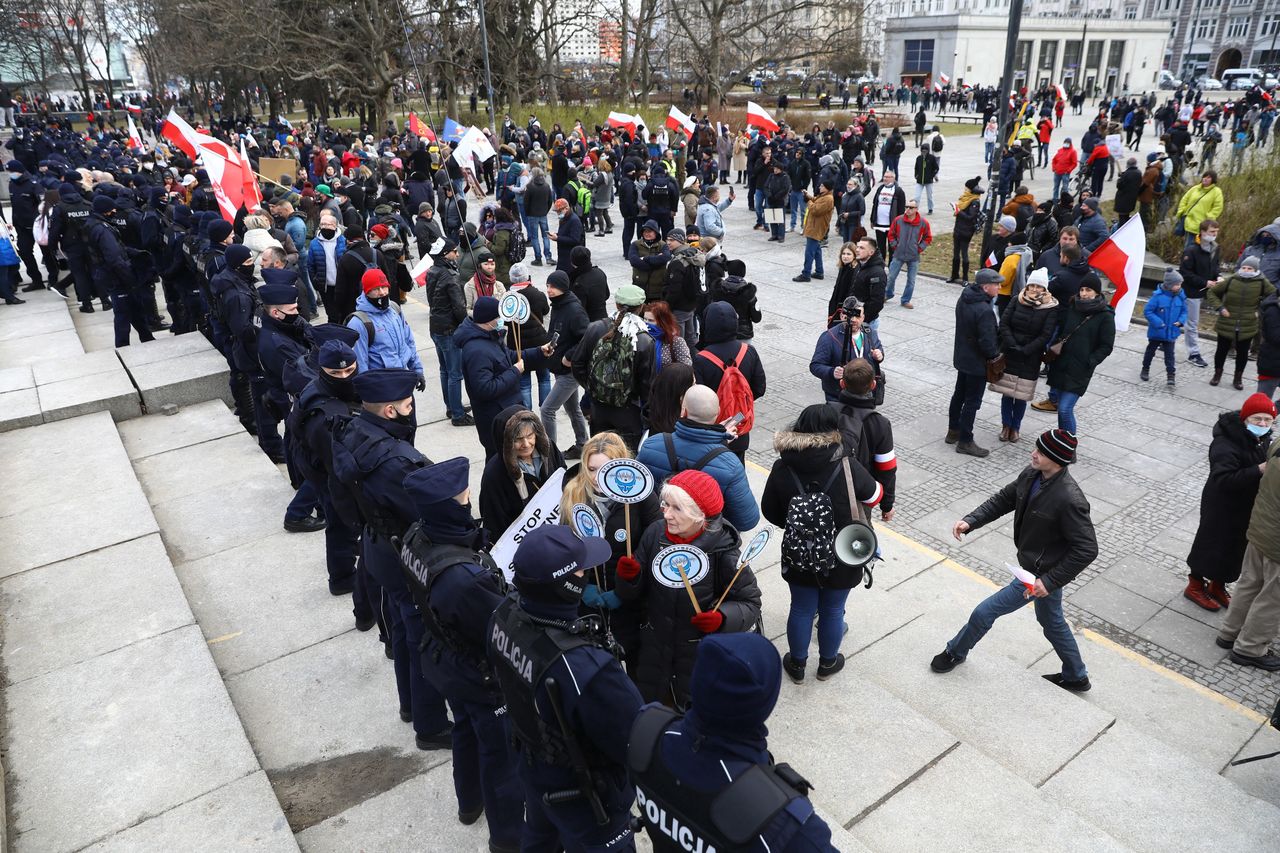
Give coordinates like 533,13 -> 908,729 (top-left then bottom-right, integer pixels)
1240,392 -> 1278,421
361,268 -> 389,294
667,470 -> 725,518
370,223 -> 390,240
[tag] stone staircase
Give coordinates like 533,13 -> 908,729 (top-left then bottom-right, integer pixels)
2,287 -> 1279,851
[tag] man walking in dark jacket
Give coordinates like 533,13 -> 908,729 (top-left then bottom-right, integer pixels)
947,269 -> 1001,457
85,195 -> 154,348
1113,157 -> 1142,225
425,238 -> 473,426
932,430 -> 1097,692
617,162 -> 641,258
539,271 -> 592,456
550,198 -> 583,274
455,296 -> 542,458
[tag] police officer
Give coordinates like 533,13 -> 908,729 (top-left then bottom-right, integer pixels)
400,458 -> 522,853
6,160 -> 43,291
48,180 -> 101,312
158,203 -> 201,334
255,276 -> 324,533
488,525 -> 643,852
628,632 -> 837,852
329,368 -> 452,750
84,194 -> 154,347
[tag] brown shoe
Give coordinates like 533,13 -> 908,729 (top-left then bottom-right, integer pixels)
998,426 -> 1011,442
1183,575 -> 1220,611
945,429 -> 960,444
1210,370 -> 1222,386
1008,429 -> 1019,442
901,302 -> 914,309
1206,580 -> 1231,609
1232,372 -> 1244,391
1030,399 -> 1057,412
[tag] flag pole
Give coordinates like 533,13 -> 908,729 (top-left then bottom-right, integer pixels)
978,0 -> 1024,276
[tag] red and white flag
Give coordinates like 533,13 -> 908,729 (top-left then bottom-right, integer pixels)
934,73 -> 950,93
1087,214 -> 1146,332
160,109 -> 246,222
1055,83 -> 1068,102
125,102 -> 142,115
606,111 -> 638,135
408,112 -> 435,141
410,251 -> 434,287
240,136 -> 263,210
746,101 -> 779,134
984,251 -> 999,268
666,105 -> 695,139
126,114 -> 144,150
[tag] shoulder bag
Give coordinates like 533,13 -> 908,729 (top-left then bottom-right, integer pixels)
1042,315 -> 1093,364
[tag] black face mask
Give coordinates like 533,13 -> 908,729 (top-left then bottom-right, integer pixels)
372,295 -> 390,310
319,372 -> 357,403
236,264 -> 255,281
394,410 -> 413,426
319,227 -> 337,239
554,571 -> 588,605
280,313 -> 303,326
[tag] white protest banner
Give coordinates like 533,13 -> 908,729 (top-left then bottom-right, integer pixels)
452,125 -> 498,166
489,468 -> 566,580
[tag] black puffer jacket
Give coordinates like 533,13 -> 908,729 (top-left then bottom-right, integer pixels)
1186,411 -> 1272,583
953,283 -> 1000,375
569,246 -> 610,321
760,429 -> 881,589
850,253 -> 887,324
617,517 -> 760,706
997,293 -> 1058,380
425,258 -> 467,336
704,275 -> 762,340
479,407 -> 567,540
1027,210 -> 1060,262
1258,292 -> 1280,379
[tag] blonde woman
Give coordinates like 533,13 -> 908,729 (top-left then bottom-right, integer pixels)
732,130 -> 750,183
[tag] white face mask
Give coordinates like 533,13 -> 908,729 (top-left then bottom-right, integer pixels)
1200,233 -> 1216,245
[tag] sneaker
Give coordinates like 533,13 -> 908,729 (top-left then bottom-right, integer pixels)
1031,399 -> 1058,412
782,653 -> 806,683
1042,673 -> 1092,692
811,273 -> 825,280
1167,375 -> 1176,387
816,654 -> 845,681
451,414 -> 475,426
1214,636 -> 1234,650
955,440 -> 990,458
792,274 -> 811,282
1188,354 -> 1208,368
531,258 -> 543,266
563,444 -> 582,460
930,649 -> 963,673
1140,368 -> 1150,381
284,515 -> 328,533
1229,650 -> 1280,671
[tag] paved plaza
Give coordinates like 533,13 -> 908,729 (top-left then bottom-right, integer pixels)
1,99 -> 1279,850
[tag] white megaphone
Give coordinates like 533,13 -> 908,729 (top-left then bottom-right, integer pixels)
834,521 -> 878,573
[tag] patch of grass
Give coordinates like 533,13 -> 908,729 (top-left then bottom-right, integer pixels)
1152,150 -> 1280,265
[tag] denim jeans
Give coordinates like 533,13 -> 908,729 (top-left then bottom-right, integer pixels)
754,189 -> 766,226
802,237 -> 824,276
1052,172 -> 1069,201
786,584 -> 851,662
1056,390 -> 1081,433
789,190 -> 807,229
886,257 -> 918,303
1000,396 -> 1028,430
1183,298 -> 1202,357
769,220 -> 786,241
539,372 -> 590,449
914,183 -> 934,212
1258,377 -> 1279,402
526,215 -> 553,261
520,366 -> 551,410
946,578 -> 1088,681
947,371 -> 987,442
432,331 -> 465,419
1143,340 -> 1176,376
985,142 -> 995,163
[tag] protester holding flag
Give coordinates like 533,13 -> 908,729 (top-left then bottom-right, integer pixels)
1032,277 -> 1115,434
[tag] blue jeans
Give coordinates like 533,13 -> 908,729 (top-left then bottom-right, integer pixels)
1047,388 -> 1081,433
985,142 -> 995,163
786,585 -> 851,662
520,366 -> 551,410
946,578 -> 1088,682
754,189 -> 766,226
432,331 -> 465,419
789,190 -> 807,229
526,215 -> 553,261
886,257 -> 918,304
802,237 -> 824,276
1052,172 -> 1069,201
1000,396 -> 1028,430
914,183 -> 934,211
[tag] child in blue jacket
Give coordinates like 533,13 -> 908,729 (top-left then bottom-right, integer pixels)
1142,267 -> 1188,386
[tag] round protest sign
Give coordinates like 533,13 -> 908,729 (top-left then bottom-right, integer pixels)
651,544 -> 710,590
499,291 -> 531,324
595,458 -> 654,505
740,528 -> 771,565
570,503 -> 605,540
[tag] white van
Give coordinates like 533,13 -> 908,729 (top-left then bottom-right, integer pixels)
1220,68 -> 1263,90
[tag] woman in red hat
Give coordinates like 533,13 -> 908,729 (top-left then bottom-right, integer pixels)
614,469 -> 760,706
1185,393 -> 1277,610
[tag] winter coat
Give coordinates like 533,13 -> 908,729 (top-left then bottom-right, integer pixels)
681,188 -> 700,227
1114,165 -> 1142,215
913,152 -> 939,185
8,173 -> 39,226
629,221 -> 671,299
763,171 -> 790,208
1176,183 -> 1224,236
1075,212 -> 1109,252
704,276 -> 762,341
570,313 -> 656,409
455,318 -> 538,449
1027,211 -> 1060,261
479,407 -> 568,540
664,246 -> 704,313
1051,146 -> 1078,176
838,188 -> 865,231
1186,411 -> 1272,582
1046,297 -> 1116,395
334,243 -> 392,321
998,294 -> 1057,380
1047,257 -> 1092,307
554,212 -> 584,272
307,232 -> 346,288
1207,273 -> 1276,342
617,518 -> 759,706
489,223 -> 519,284
347,291 -> 424,373
761,429 -> 883,588
810,322 -> 885,402
636,419 -> 761,532
505,282 -> 550,351
1248,443 -> 1280,563
1144,286 -> 1188,342
463,274 -> 506,312
1258,293 -> 1280,379
568,255 -> 610,322
887,213 -> 932,262
802,191 -> 835,239
846,254 -> 887,324
1138,164 -> 1164,204
953,282 -> 1001,375
1178,238 -> 1218,301
1246,224 -> 1280,286
617,176 -> 640,219
695,197 -> 731,240
524,174 -> 553,217
694,303 -> 766,417
867,183 -> 906,230
425,258 -> 467,336
544,290 -> 590,374
963,465 -> 1098,592
953,194 -> 983,242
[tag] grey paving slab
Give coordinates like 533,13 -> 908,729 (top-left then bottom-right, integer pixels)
854,616 -> 1115,786
1068,577 -> 1166,634
118,399 -> 243,460
0,328 -> 84,366
134,433 -> 280,505
36,368 -> 141,423
128,349 -> 233,410
115,330 -> 225,367
79,771 -> 297,853
850,744 -> 1129,853
1103,555 -> 1183,601
178,531 -> 352,677
30,348 -> 123,386
0,412 -> 138,517
1222,722 -> 1280,809
0,386 -> 41,432
149,474 -> 297,564
1,534 -> 192,685
0,363 -> 34,392
1133,608 -> 1230,669
5,626 -> 260,853
1040,721 -> 1280,853
0,306 -> 74,341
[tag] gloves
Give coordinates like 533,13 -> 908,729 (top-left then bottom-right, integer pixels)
690,610 -> 724,634
582,584 -> 622,610
415,372 -> 426,392
615,555 -> 641,582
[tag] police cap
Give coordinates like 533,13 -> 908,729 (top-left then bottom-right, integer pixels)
318,340 -> 356,370
258,282 -> 298,306
311,322 -> 361,348
689,633 -> 783,733
403,456 -> 471,514
352,368 -> 417,404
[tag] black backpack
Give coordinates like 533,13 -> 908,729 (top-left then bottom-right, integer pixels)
347,302 -> 402,347
648,178 -> 673,210
505,226 -> 527,264
663,433 -> 731,474
780,465 -> 842,577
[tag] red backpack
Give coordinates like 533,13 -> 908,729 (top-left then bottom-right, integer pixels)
697,343 -> 755,434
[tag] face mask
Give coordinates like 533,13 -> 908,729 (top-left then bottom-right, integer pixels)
372,295 -> 390,309
7,172 -> 20,181
1246,423 -> 1272,438
647,322 -> 663,337
554,571 -> 588,604
1200,234 -> 1216,245
237,265 -> 255,280
280,312 -> 303,325
1239,268 -> 1259,279
319,227 -> 336,239
495,319 -> 507,333
394,409 -> 413,426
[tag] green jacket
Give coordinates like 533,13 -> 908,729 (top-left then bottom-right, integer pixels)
1046,298 -> 1115,396
1248,445 -> 1280,562
1207,273 -> 1276,341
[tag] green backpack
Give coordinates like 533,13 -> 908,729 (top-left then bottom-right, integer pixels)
588,317 -> 636,408
567,179 -> 593,215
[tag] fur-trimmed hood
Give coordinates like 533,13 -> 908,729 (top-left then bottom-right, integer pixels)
773,429 -> 841,454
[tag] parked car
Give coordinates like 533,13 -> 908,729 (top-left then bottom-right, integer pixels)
1195,76 -> 1224,90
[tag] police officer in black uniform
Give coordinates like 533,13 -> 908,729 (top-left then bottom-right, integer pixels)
400,457 -> 523,853
488,525 -> 643,853
48,180 -> 103,313
84,194 -> 154,347
628,632 -> 837,852
329,368 -> 452,750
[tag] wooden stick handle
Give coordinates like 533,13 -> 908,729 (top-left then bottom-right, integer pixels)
674,563 -> 702,614
714,561 -> 749,612
624,504 -> 632,557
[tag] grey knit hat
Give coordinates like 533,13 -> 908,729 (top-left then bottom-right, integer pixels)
1240,255 -> 1261,271
998,215 -> 1017,232
1162,267 -> 1183,289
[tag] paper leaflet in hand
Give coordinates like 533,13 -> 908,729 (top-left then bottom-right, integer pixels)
1006,562 -> 1037,592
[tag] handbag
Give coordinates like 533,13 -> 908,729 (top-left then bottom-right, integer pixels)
1042,315 -> 1093,363
988,371 -> 1038,401
985,353 -> 1007,383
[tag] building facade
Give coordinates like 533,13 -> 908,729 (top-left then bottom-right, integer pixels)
1145,0 -> 1280,80
883,13 -> 1170,95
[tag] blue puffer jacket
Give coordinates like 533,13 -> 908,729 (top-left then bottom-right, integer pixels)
1144,284 -> 1187,342
636,419 -> 761,532
347,292 -> 424,373
307,233 -> 346,286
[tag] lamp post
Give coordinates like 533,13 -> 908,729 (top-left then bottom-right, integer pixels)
476,0 -> 497,135
978,0 -> 1024,268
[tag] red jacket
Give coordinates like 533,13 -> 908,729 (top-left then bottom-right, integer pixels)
887,213 -> 933,256
1051,146 -> 1078,175
1086,144 -> 1110,167
1037,119 -> 1053,143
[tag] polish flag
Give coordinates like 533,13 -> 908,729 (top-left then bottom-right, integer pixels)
125,102 -> 142,115
1055,83 -> 1068,102
160,109 -> 246,222
606,111 -> 638,135
240,136 -> 263,210
408,112 -> 435,141
984,251 -> 999,268
1087,215 -> 1146,332
666,105 -> 695,139
410,251 -> 434,287
934,73 -> 950,93
746,101 -> 779,134
126,114 -> 144,150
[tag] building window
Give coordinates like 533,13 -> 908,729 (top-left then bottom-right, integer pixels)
1040,40 -> 1058,71
1015,40 -> 1033,79
1225,16 -> 1249,38
1261,14 -> 1280,39
1087,41 -> 1103,68
1108,41 -> 1125,72
903,39 -> 935,73
1125,5 -> 1137,18
1193,18 -> 1218,40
